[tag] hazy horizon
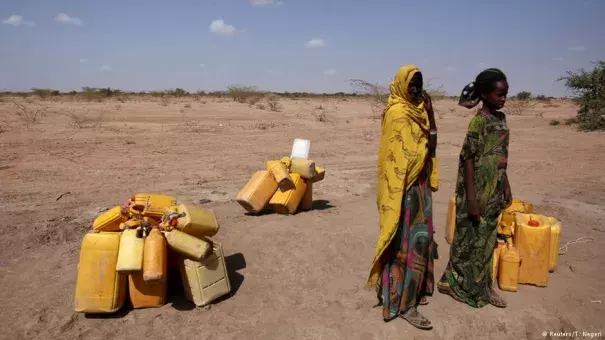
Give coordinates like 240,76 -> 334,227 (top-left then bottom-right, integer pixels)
2,0 -> 603,96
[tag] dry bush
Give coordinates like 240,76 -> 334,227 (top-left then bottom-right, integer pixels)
348,79 -> 388,119
503,99 -> 536,116
227,85 -> 260,104
425,80 -> 447,100
184,103 -> 192,109
314,111 -> 328,122
362,131 -> 373,141
12,101 -> 49,126
247,95 -> 264,106
61,107 -> 107,129
267,96 -> 282,112
349,78 -> 445,119
254,121 -> 277,130
308,102 -> 336,122
31,88 -> 60,99
256,103 -> 266,110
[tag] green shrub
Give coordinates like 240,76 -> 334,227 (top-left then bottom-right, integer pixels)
515,91 -> 532,100
565,117 -> 579,125
558,61 -> 605,131
226,85 -> 259,103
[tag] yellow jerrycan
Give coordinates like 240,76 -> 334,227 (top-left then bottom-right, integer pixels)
289,158 -> 317,179
547,217 -> 562,272
74,232 -> 127,313
236,170 -> 279,214
93,206 -> 129,232
310,165 -> 325,183
178,243 -> 231,307
174,203 -> 220,238
129,193 -> 177,219
143,227 -> 167,283
299,180 -> 313,212
116,228 -> 144,273
445,197 -> 456,244
498,244 -> 522,292
514,213 -> 550,287
491,239 -> 506,288
498,198 -> 534,236
269,173 -> 307,215
164,229 -> 212,261
268,160 -> 295,191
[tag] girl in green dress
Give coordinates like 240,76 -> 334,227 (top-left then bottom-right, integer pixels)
438,69 -> 512,308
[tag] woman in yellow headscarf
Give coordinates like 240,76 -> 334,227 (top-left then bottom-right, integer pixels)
368,65 -> 439,330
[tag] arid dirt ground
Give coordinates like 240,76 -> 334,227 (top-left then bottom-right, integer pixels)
1,95 -> 604,340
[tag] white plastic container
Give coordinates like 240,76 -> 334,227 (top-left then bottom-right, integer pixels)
290,139 -> 311,160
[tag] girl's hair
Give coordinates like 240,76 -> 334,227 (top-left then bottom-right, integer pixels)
458,68 -> 507,108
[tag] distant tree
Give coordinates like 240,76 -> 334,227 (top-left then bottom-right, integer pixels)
515,91 -> 532,100
558,60 -> 605,131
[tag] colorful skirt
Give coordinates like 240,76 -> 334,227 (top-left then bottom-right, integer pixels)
377,166 -> 438,321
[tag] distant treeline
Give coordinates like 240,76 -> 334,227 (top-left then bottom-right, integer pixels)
0,86 -> 560,101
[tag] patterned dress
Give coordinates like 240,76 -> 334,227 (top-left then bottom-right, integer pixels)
439,110 -> 509,308
378,161 -> 438,321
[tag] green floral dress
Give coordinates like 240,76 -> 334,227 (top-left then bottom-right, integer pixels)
439,110 -> 509,308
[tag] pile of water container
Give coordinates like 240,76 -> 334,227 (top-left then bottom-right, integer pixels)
445,198 -> 562,292
236,138 -> 325,215
74,194 -> 230,314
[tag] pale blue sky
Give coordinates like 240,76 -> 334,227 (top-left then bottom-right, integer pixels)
1,0 -> 603,96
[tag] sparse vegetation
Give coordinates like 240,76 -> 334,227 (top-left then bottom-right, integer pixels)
61,107 -> 107,129
565,117 -> 579,125
31,88 -> 60,98
226,85 -> 260,104
348,79 -> 388,119
348,78 -> 446,119
515,91 -> 532,100
558,60 -> 605,131
550,120 -> 561,126
12,101 -> 49,126
503,99 -> 536,116
247,95 -> 263,106
267,96 -> 282,112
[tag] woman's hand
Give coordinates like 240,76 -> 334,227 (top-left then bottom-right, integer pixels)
467,199 -> 481,225
423,90 -> 437,156
422,90 -> 434,114
428,133 -> 437,157
503,174 -> 512,208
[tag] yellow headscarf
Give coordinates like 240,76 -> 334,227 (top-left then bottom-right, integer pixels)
367,64 -> 439,287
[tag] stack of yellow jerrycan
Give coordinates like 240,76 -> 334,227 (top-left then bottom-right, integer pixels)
513,213 -> 563,287
236,139 -> 325,215
74,193 -> 232,314
446,197 -> 563,292
487,198 -> 563,292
